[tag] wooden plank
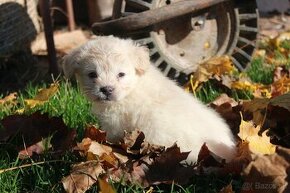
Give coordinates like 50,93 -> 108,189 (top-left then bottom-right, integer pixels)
92,0 -> 229,35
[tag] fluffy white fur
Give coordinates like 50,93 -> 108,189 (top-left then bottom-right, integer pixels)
63,36 -> 236,162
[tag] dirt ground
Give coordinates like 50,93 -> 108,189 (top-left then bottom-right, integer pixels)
259,13 -> 290,39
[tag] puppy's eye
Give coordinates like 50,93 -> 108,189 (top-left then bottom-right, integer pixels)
118,72 -> 125,78
88,72 -> 98,78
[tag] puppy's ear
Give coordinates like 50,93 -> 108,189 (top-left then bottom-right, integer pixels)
62,53 -> 79,78
135,45 -> 151,76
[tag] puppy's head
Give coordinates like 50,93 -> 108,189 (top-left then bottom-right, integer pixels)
63,36 -> 150,102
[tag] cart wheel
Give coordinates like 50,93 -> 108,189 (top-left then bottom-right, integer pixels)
124,0 -> 259,84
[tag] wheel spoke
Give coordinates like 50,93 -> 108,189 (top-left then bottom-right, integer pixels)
153,57 -> 163,67
238,37 -> 256,47
149,47 -> 158,57
240,25 -> 258,33
234,47 -> 252,61
162,65 -> 171,75
239,13 -> 257,21
136,37 -> 153,45
230,56 -> 244,71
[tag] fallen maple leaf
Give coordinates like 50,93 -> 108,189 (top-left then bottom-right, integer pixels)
122,130 -> 146,155
241,146 -> 290,193
274,66 -> 290,82
18,139 -> 52,159
271,77 -> 290,97
242,92 -> 290,125
242,93 -> 290,147
62,161 -> 104,193
76,138 -> 124,169
108,140 -> 195,187
0,111 -> 76,151
231,81 -> 257,92
98,175 -> 116,193
197,143 -> 226,169
121,130 -> 164,155
210,97 -> 242,135
24,83 -> 59,109
0,92 -> 17,105
84,125 -> 106,143
184,55 -> 234,91
274,32 -> 290,53
219,183 -> 234,193
211,94 -> 239,107
220,141 -> 252,175
270,91 -> 290,111
238,115 -> 276,155
145,144 -> 195,185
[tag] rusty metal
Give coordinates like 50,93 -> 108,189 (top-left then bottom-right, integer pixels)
92,0 -> 229,34
39,0 -> 58,75
65,0 -> 76,31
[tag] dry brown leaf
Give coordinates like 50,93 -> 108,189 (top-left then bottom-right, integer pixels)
84,125 -> 106,143
100,153 -> 119,169
241,146 -> 290,193
77,138 -> 113,159
204,56 -> 234,75
18,140 -> 50,159
0,92 -> 17,105
271,77 -> 290,97
88,140 -> 113,157
242,98 -> 269,125
210,99 -> 242,135
231,81 -> 257,92
238,117 -> 276,155
98,175 -> 116,193
184,56 -> 234,91
0,112 -> 76,151
197,143 -> 226,168
76,138 -> 121,170
274,32 -> 290,53
122,130 -> 146,154
219,183 -> 234,193
243,98 -> 270,113
110,143 -> 195,187
62,161 -> 103,193
145,144 -> 194,185
274,67 -> 290,82
225,141 -> 252,174
242,92 -> 290,127
24,83 -> 59,109
122,130 -> 164,155
211,94 -> 239,107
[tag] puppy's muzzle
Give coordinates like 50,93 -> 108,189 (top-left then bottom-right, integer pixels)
100,86 -> 114,98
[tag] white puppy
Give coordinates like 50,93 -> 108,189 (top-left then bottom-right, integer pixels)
63,36 -> 236,162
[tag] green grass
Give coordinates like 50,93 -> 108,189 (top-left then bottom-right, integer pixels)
194,80 -> 224,103
280,39 -> 290,50
0,147 -> 81,192
0,80 -> 97,133
193,79 -> 254,104
246,57 -> 274,85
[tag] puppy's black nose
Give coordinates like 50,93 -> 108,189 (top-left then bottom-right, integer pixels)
100,86 -> 114,96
